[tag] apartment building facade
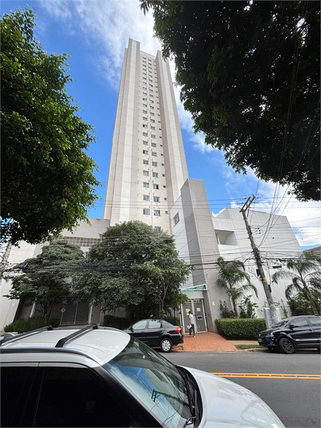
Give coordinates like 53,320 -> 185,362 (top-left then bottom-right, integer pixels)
0,39 -> 304,332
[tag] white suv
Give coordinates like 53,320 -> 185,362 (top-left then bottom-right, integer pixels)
0,324 -> 284,427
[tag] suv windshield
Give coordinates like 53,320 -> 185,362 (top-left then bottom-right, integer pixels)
103,337 -> 192,428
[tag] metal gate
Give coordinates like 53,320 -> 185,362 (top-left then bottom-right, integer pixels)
182,299 -> 207,334
33,299 -> 90,325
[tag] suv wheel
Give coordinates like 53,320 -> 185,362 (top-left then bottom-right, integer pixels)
278,337 -> 295,354
160,338 -> 172,352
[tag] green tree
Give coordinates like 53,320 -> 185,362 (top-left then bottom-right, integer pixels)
1,8 -> 100,245
287,290 -> 321,316
72,221 -> 191,319
5,240 -> 85,318
216,257 -> 258,318
272,253 -> 321,315
141,1 -> 320,201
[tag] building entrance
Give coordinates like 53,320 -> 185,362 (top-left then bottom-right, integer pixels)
182,299 -> 207,334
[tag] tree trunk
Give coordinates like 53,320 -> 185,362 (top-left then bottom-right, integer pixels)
303,284 -> 319,315
232,298 -> 238,318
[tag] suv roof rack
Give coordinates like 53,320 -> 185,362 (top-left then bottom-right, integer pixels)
55,324 -> 98,348
0,325 -> 54,346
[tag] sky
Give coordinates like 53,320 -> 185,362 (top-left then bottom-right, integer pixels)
1,0 -> 320,251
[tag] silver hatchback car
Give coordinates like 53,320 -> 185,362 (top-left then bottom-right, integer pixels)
0,324 -> 285,427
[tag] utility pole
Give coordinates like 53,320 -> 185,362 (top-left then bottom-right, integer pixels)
240,196 -> 280,326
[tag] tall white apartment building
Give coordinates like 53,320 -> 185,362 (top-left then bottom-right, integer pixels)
0,39 -> 304,333
104,39 -> 188,232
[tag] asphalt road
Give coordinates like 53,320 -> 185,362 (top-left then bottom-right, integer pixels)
164,349 -> 321,428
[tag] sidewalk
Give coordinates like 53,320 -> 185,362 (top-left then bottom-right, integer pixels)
174,332 -> 259,352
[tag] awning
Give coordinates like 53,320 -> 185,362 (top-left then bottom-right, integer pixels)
181,284 -> 207,291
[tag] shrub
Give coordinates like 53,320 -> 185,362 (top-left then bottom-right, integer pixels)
288,291 -> 320,316
163,316 -> 181,326
4,317 -> 60,333
215,318 -> 266,339
219,300 -> 235,318
239,296 -> 258,319
103,314 -> 131,330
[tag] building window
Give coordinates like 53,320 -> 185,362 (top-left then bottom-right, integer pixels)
151,134 -> 156,139
143,170 -> 149,176
153,184 -> 159,190
151,119 -> 155,123
153,172 -> 158,178
154,196 -> 160,202
165,211 -> 168,214
154,210 -> 161,216
143,132 -> 148,137
143,141 -> 148,146
174,213 -> 180,225
142,124 -> 148,128
143,195 -> 150,201
152,152 -> 157,157
143,182 -> 149,188
154,226 -> 161,232
151,143 -> 156,147
151,126 -> 155,130
143,110 -> 147,114
143,208 -> 150,215
143,150 -> 148,155
152,161 -> 158,167
143,159 -> 149,165
143,117 -> 147,121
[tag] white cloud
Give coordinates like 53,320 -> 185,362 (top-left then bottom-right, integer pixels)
37,0 -> 321,249
225,169 -> 321,247
40,0 -> 160,88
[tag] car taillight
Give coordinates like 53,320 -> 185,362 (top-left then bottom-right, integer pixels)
175,327 -> 182,333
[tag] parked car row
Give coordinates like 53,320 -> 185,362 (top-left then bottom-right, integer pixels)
258,315 -> 321,354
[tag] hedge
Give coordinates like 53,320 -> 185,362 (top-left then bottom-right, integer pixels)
4,317 -> 60,333
215,318 -> 266,339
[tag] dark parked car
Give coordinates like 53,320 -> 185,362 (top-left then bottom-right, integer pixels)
258,315 -> 321,354
124,319 -> 183,352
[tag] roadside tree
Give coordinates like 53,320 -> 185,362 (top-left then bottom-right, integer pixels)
72,221 -> 191,319
5,240 -> 85,318
272,253 -> 321,315
1,8 -> 100,245
216,257 -> 258,318
141,0 -> 320,201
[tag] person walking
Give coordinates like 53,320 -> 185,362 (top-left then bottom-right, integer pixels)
188,311 -> 195,337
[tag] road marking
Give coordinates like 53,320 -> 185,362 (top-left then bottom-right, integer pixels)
211,372 -> 321,380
